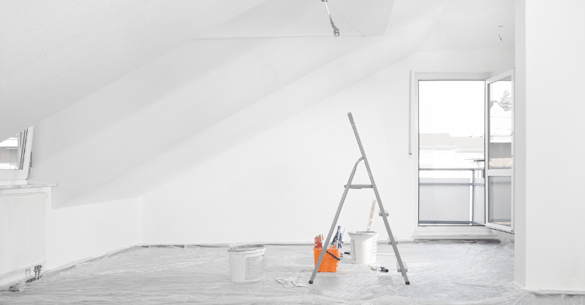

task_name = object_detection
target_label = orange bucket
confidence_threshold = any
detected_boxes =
[313,248,340,272]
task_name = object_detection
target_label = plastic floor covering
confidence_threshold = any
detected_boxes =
[1,241,583,304]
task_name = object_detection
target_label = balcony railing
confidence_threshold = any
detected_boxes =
[419,168,485,225]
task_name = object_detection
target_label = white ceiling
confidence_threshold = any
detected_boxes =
[197,0,394,38]
[0,0,395,141]
[0,0,265,141]
[2,0,515,207]
[419,0,514,50]
[0,0,513,141]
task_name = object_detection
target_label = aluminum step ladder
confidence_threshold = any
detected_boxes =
[309,112,410,285]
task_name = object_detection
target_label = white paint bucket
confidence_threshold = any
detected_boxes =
[227,244,266,282]
[348,231,378,264]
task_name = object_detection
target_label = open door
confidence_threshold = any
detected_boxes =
[484,70,514,232]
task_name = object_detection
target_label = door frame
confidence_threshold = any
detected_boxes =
[413,72,491,226]
[484,70,515,233]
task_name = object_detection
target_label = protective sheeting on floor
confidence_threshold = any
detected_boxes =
[1,241,583,304]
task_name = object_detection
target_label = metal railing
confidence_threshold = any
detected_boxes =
[419,168,485,225]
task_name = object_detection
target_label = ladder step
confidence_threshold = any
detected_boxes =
[344,184,373,189]
[310,113,410,286]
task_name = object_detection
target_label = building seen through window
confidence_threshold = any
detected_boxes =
[0,131,26,170]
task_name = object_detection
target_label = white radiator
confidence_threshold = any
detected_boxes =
[0,193,47,276]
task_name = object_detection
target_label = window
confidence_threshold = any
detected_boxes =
[0,130,28,169]
[0,127,34,181]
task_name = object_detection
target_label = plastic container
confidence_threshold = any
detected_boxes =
[348,231,378,264]
[313,248,340,272]
[228,244,266,282]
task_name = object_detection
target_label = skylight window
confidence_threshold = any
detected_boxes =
[0,127,34,181]
[0,130,28,170]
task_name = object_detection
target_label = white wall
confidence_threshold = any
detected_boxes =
[46,197,142,271]
[143,49,513,244]
[0,188,141,286]
[513,0,527,288]
[515,0,585,292]
[32,36,366,209]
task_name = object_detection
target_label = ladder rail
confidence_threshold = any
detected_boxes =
[308,157,364,284]
[347,113,410,285]
[309,113,410,286]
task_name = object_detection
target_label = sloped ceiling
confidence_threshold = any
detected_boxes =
[1,0,514,207]
[418,0,514,50]
[0,0,394,141]
[0,0,264,141]
[197,0,394,38]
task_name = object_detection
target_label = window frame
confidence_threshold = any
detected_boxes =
[412,72,492,226]
[0,126,34,182]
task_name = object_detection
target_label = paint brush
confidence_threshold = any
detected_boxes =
[366,200,376,231]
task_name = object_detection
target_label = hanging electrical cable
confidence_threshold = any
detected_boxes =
[322,0,340,37]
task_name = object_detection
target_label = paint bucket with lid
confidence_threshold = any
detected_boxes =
[348,231,378,264]
[228,244,266,282]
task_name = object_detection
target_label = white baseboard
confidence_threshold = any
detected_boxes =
[45,245,137,275]
[1,245,136,289]
[512,281,585,295]
[413,226,501,240]
[138,241,313,247]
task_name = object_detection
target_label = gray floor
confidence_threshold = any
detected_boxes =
[1,241,583,304]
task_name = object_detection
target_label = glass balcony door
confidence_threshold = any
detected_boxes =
[485,71,514,232]
[418,80,485,225]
